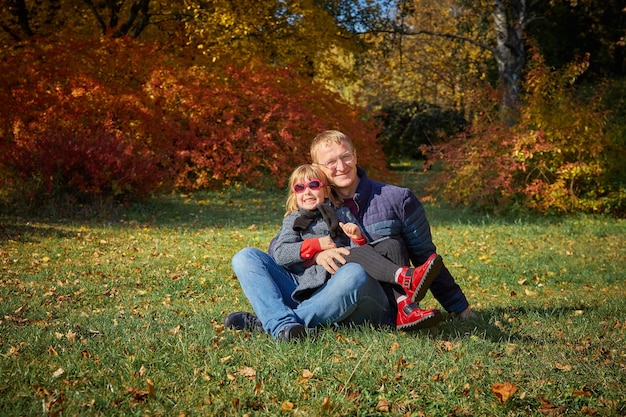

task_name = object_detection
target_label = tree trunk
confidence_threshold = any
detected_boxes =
[493,0,526,124]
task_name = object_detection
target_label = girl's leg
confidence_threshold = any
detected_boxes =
[344,239,406,283]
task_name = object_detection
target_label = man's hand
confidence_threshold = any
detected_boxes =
[339,222,363,241]
[315,247,350,274]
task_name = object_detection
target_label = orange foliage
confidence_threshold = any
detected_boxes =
[0,35,389,203]
[423,48,625,216]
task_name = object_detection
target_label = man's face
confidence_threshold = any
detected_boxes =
[313,141,358,196]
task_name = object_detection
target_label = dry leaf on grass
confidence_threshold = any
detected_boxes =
[235,366,257,379]
[491,382,518,404]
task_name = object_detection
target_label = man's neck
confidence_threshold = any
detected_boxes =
[337,176,360,200]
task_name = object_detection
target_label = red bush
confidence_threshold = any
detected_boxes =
[0,35,389,204]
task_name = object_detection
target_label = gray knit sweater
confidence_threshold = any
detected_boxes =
[273,201,361,302]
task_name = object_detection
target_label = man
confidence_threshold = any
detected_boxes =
[226,130,475,341]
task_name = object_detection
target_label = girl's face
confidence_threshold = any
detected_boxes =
[294,178,327,211]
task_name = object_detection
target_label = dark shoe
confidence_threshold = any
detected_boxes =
[396,254,443,303]
[224,311,264,332]
[396,299,443,331]
[277,323,307,342]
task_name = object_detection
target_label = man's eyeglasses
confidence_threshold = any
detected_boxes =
[316,151,355,169]
[293,179,326,194]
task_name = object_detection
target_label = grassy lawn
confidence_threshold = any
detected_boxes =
[1,172,624,416]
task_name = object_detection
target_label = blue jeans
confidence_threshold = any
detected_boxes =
[231,247,393,339]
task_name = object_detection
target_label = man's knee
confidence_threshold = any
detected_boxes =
[332,263,371,290]
[232,247,264,269]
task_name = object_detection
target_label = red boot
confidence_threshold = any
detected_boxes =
[396,254,443,303]
[396,299,443,330]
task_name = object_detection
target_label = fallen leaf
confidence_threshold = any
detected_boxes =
[376,398,390,412]
[555,362,572,371]
[580,406,598,415]
[65,330,77,342]
[125,386,151,402]
[52,368,64,378]
[321,396,331,411]
[235,367,257,379]
[254,380,263,395]
[146,378,155,396]
[491,382,518,404]
[298,369,314,383]
[538,395,566,416]
[281,401,294,411]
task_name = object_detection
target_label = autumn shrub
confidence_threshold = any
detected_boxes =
[0,36,179,204]
[424,49,626,217]
[0,35,388,208]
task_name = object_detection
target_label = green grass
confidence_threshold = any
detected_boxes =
[1,176,625,416]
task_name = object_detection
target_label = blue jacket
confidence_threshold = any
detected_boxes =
[347,167,469,313]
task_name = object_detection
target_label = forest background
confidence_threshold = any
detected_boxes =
[1,0,625,216]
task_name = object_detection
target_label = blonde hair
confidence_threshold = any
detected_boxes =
[310,130,355,163]
[284,164,341,216]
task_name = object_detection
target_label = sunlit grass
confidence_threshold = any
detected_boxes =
[1,178,624,416]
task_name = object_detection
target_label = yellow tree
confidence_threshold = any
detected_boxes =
[357,0,493,114]
[356,0,529,123]
[182,0,363,82]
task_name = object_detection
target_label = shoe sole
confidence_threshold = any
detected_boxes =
[224,311,264,332]
[411,255,443,303]
[396,311,444,331]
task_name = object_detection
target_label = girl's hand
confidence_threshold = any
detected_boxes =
[339,222,362,240]
[318,236,337,250]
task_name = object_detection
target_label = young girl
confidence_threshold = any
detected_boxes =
[273,164,444,331]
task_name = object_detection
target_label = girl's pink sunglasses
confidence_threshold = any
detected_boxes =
[293,179,326,194]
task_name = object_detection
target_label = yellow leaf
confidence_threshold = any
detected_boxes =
[146,378,155,396]
[321,396,331,411]
[281,401,294,411]
[65,330,77,342]
[555,362,572,371]
[524,288,537,297]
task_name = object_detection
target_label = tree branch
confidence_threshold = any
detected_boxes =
[115,0,151,38]
[83,0,107,35]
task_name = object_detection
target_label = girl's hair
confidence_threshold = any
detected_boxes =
[285,164,341,216]
[310,130,355,163]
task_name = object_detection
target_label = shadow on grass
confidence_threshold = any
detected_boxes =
[0,187,286,234]
[432,304,602,344]
[0,222,77,243]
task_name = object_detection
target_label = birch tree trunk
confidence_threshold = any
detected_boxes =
[493,0,527,124]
